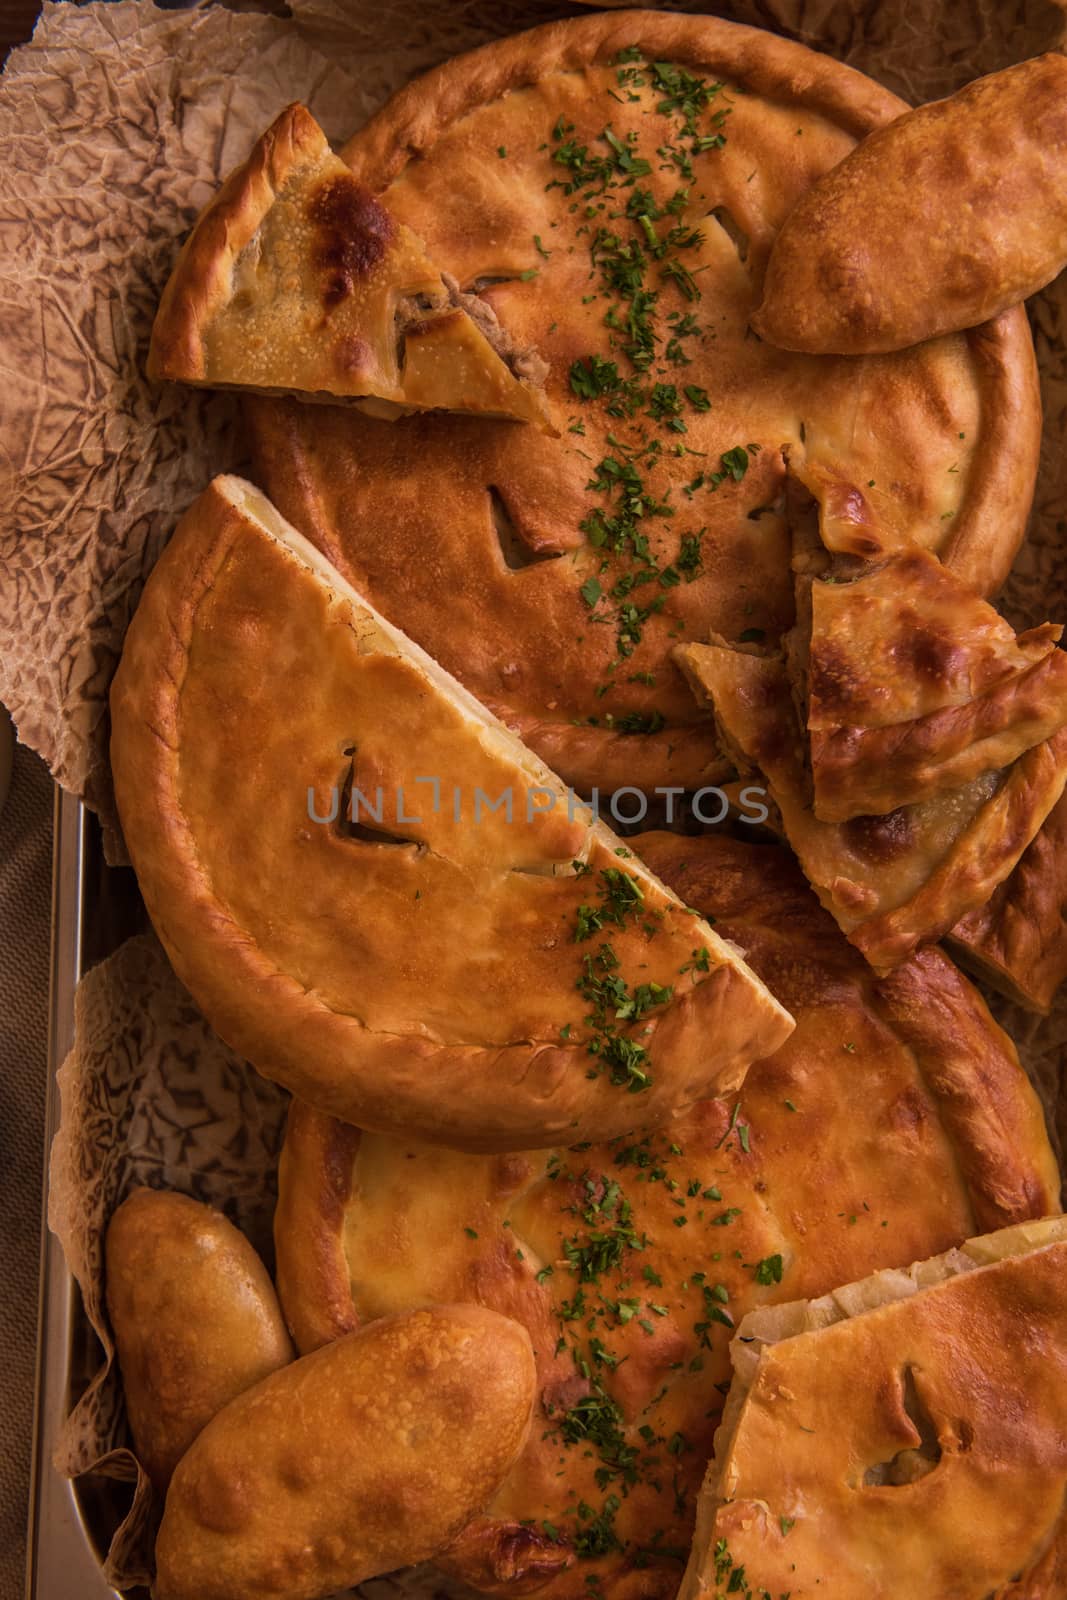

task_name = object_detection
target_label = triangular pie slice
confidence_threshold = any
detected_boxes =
[675,639,1067,973]
[786,467,1067,821]
[949,787,1067,1014]
[147,104,551,428]
[680,1216,1067,1600]
[110,476,793,1152]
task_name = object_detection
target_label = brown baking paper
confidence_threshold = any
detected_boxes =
[22,0,1067,1590]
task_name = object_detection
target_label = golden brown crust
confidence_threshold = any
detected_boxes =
[274,832,1058,1600]
[871,951,1058,1232]
[153,1305,537,1600]
[110,476,791,1152]
[754,54,1067,355]
[246,14,1037,800]
[802,536,1067,821]
[104,1189,293,1492]
[692,1234,1067,1599]
[950,784,1067,1014]
[340,10,903,174]
[148,103,547,424]
[675,641,1067,972]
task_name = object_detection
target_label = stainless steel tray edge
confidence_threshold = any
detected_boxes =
[25,786,122,1600]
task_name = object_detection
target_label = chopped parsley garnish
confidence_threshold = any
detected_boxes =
[753,1254,784,1286]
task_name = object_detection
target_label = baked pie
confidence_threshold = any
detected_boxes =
[109,476,792,1152]
[755,54,1067,355]
[788,482,1067,822]
[273,831,1058,1600]
[681,1217,1067,1600]
[244,12,1039,796]
[148,103,549,426]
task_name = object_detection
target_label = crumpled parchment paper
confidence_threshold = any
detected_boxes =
[20,0,1067,1590]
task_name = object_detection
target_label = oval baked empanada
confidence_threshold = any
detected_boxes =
[105,1189,293,1491]
[754,54,1067,354]
[154,1305,536,1600]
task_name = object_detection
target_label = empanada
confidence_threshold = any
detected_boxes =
[148,104,549,426]
[154,1305,536,1600]
[110,476,792,1152]
[675,640,1067,972]
[273,831,1058,1600]
[681,1217,1067,1600]
[106,1189,293,1491]
[754,54,1067,354]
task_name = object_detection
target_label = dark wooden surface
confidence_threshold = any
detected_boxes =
[0,0,41,60]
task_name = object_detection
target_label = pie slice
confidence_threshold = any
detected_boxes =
[675,639,1067,973]
[110,476,793,1152]
[147,103,551,427]
[790,494,1067,822]
[949,788,1067,1014]
[680,1216,1067,1600]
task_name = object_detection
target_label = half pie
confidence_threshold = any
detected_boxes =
[147,104,550,426]
[950,788,1067,1014]
[244,12,1039,797]
[274,831,1058,1600]
[682,1216,1067,1600]
[791,517,1067,823]
[109,476,792,1152]
[675,640,1067,972]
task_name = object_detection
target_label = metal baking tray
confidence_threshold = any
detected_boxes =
[25,786,147,1600]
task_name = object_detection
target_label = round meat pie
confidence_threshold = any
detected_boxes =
[274,832,1058,1600]
[246,11,1039,797]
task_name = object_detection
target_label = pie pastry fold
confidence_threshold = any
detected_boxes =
[791,506,1067,823]
[675,639,1067,973]
[949,787,1067,1014]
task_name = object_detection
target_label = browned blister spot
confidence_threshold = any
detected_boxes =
[893,615,965,684]
[308,175,397,308]
[842,807,917,864]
